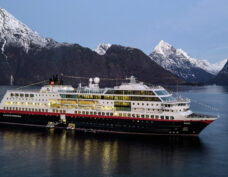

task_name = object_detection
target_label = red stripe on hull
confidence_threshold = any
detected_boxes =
[0,109,215,124]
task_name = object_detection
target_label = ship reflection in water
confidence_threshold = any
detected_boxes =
[0,127,206,177]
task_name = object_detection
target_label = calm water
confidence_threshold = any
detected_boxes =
[0,85,228,177]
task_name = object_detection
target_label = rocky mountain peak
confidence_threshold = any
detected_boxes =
[154,40,176,56]
[0,8,47,52]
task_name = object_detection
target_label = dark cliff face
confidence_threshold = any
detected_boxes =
[0,43,184,87]
[105,45,184,85]
[209,61,228,85]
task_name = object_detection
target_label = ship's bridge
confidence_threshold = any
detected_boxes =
[40,85,74,93]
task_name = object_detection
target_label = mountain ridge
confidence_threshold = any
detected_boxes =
[0,8,183,86]
[1,8,227,85]
[149,40,227,83]
[151,40,226,75]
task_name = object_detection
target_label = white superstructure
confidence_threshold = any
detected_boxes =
[0,76,216,122]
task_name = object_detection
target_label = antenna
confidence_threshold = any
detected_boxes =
[10,75,14,86]
[176,80,179,96]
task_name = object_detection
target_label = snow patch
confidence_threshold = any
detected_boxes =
[94,43,111,55]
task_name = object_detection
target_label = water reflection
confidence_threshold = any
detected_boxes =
[0,127,208,177]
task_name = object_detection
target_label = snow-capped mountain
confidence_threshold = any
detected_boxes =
[149,40,226,82]
[94,43,111,55]
[0,8,48,52]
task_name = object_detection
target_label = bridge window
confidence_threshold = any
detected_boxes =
[155,90,169,95]
[161,96,175,102]
[60,94,77,99]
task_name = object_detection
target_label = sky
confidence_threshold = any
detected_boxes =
[0,0,228,63]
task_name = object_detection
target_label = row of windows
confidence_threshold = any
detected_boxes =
[53,109,66,113]
[5,102,46,106]
[78,95,161,102]
[132,102,159,106]
[60,94,77,99]
[4,107,48,112]
[114,102,131,107]
[10,93,34,97]
[178,103,188,106]
[101,102,159,107]
[3,106,175,120]
[6,97,48,101]
[74,111,174,120]
[76,89,105,94]
[9,93,57,98]
[106,90,155,95]
[162,103,188,107]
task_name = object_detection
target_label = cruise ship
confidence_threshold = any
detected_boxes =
[0,76,217,136]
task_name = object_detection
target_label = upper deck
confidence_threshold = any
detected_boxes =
[3,76,190,105]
